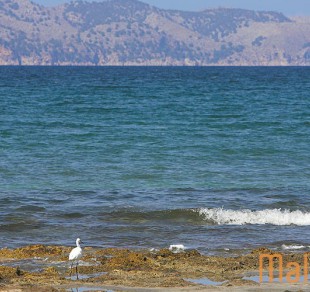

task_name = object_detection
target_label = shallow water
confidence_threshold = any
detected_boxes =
[0,66,309,253]
[243,274,310,283]
[67,288,114,292]
[186,277,226,286]
[65,272,108,281]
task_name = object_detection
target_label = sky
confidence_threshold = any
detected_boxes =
[33,0,310,16]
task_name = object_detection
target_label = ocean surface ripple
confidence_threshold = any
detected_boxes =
[0,66,309,253]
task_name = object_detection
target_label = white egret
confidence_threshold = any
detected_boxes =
[69,238,83,279]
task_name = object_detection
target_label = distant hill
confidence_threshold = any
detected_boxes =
[0,0,310,65]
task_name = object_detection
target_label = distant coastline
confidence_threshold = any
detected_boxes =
[0,0,309,66]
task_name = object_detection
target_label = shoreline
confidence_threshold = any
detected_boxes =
[1,245,310,291]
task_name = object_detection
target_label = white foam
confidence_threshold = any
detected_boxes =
[169,244,185,253]
[198,208,310,226]
[281,244,305,250]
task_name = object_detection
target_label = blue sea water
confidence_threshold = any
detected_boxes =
[0,66,309,253]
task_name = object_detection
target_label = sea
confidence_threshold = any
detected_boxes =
[0,66,309,254]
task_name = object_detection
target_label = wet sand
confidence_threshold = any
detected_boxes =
[0,245,309,291]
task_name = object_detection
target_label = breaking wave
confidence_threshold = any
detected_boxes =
[197,208,310,226]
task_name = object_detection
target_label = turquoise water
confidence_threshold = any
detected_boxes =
[0,66,309,253]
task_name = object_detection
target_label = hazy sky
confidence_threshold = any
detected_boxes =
[33,0,310,16]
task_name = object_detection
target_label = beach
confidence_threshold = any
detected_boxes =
[1,244,310,291]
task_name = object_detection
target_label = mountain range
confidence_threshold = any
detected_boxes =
[0,0,310,65]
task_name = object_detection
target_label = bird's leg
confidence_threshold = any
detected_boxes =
[76,261,79,280]
[70,261,73,278]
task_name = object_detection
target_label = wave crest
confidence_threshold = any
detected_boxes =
[198,208,310,226]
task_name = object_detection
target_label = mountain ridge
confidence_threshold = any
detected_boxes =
[0,0,309,65]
